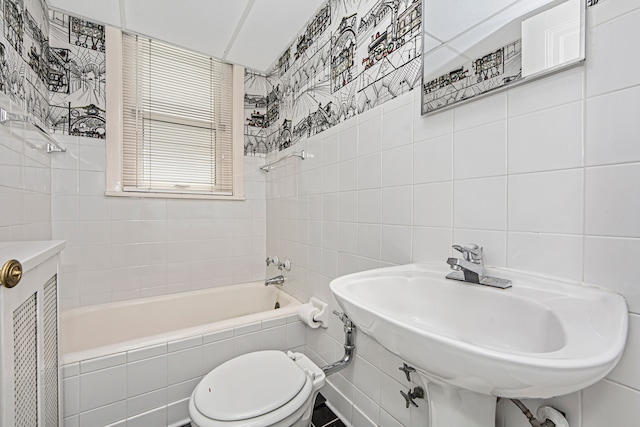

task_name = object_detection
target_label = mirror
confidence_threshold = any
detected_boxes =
[421,0,585,115]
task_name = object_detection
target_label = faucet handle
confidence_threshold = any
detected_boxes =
[452,244,483,263]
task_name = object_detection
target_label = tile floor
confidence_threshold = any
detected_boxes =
[182,393,345,427]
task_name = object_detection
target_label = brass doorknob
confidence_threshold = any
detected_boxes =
[1,259,22,288]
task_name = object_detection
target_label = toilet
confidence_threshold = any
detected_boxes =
[188,350,326,427]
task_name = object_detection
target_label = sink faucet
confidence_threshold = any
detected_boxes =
[264,275,285,286]
[446,244,512,289]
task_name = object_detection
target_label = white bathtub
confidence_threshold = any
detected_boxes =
[60,282,307,427]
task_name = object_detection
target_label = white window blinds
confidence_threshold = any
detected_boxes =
[121,33,234,196]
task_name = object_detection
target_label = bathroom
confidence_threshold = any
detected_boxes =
[0,0,638,425]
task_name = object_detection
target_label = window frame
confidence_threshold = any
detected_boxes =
[105,27,245,200]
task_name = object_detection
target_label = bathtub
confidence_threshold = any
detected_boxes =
[60,282,307,427]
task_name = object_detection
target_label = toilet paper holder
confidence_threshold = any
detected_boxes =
[298,297,330,328]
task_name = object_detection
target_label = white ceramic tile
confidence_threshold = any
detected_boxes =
[63,415,78,427]
[338,159,358,192]
[379,374,410,426]
[322,163,339,193]
[126,388,166,417]
[63,363,80,378]
[414,109,453,142]
[607,314,640,390]
[507,101,583,174]
[81,353,126,374]
[454,121,506,179]
[452,229,507,268]
[358,189,382,224]
[78,170,105,196]
[111,221,140,245]
[379,409,404,427]
[382,186,412,225]
[323,193,338,222]
[583,379,640,427]
[110,198,140,221]
[358,116,383,157]
[78,221,110,246]
[126,407,166,427]
[63,376,79,417]
[508,66,584,117]
[322,131,339,166]
[586,8,640,97]
[454,93,507,132]
[127,355,168,397]
[413,182,452,228]
[357,153,381,190]
[233,331,263,356]
[167,347,203,385]
[381,225,412,265]
[337,222,358,254]
[261,325,287,350]
[262,316,287,329]
[79,365,127,411]
[584,236,640,314]
[412,227,453,263]
[286,322,306,349]
[585,164,640,237]
[354,356,382,404]
[79,196,111,221]
[167,377,201,403]
[235,321,262,336]
[586,86,640,166]
[507,232,583,281]
[78,401,126,427]
[383,103,413,150]
[127,344,167,363]
[413,134,453,184]
[357,224,381,260]
[453,177,506,231]
[322,249,338,278]
[353,389,380,425]
[508,170,584,234]
[338,191,358,222]
[382,145,413,187]
[167,398,190,427]
[202,338,234,373]
[339,125,358,161]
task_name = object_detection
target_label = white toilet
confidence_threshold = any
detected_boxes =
[188,350,326,427]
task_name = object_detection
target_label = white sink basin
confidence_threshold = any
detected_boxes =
[330,263,628,427]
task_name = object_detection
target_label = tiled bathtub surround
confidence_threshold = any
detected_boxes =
[266,2,640,426]
[52,146,267,309]
[0,94,53,242]
[61,314,306,427]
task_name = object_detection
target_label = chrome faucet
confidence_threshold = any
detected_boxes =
[264,275,285,286]
[446,244,512,289]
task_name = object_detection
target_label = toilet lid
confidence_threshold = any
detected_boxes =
[193,350,309,421]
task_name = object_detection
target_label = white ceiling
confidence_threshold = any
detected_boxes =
[47,0,326,72]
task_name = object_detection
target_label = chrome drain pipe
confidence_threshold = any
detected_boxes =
[321,311,355,376]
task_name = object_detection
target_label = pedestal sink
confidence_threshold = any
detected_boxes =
[329,263,628,427]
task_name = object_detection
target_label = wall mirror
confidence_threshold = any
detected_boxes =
[421,0,586,115]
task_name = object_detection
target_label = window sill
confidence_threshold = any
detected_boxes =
[105,190,246,201]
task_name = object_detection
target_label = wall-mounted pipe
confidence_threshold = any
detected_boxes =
[321,311,355,376]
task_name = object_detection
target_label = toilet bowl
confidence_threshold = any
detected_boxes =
[189,350,326,427]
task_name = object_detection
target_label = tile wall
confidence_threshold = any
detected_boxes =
[51,135,267,309]
[266,2,640,426]
[61,313,307,427]
[0,93,52,242]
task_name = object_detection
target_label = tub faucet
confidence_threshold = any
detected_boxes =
[446,244,512,289]
[264,275,285,286]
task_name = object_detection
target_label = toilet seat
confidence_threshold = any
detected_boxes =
[189,351,325,427]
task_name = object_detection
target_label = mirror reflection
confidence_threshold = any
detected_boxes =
[421,0,585,115]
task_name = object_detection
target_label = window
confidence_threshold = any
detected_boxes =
[105,28,244,199]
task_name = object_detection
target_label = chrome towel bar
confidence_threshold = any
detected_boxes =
[260,150,313,172]
[0,107,66,153]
